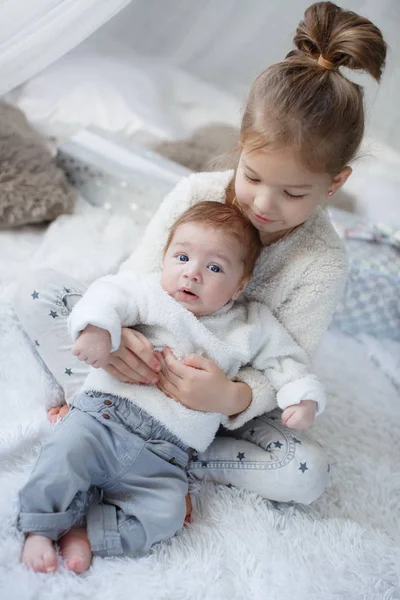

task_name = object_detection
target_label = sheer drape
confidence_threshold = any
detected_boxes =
[0,0,133,96]
[93,0,399,150]
[0,0,398,149]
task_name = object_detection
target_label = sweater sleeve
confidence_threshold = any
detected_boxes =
[272,252,348,358]
[68,272,145,352]
[223,250,347,429]
[251,302,326,414]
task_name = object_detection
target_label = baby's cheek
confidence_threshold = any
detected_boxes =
[160,270,173,296]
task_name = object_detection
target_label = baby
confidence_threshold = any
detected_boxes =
[19,201,325,572]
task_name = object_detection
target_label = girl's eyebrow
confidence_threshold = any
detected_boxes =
[243,163,259,176]
[243,162,312,189]
[283,183,313,189]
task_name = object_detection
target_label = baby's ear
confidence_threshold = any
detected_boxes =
[232,275,251,300]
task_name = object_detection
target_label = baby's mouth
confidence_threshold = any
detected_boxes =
[179,288,199,299]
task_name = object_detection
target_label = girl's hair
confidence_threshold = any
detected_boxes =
[164,201,263,277]
[240,1,387,175]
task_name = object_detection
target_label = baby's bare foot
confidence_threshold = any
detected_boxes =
[59,527,92,574]
[21,533,57,573]
[47,404,70,424]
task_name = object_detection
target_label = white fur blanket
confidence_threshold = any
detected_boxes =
[0,201,399,600]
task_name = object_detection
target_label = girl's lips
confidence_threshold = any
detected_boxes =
[252,211,276,224]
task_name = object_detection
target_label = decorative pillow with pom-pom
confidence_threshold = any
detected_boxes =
[329,207,400,341]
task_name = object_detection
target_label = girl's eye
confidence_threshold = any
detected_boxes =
[178,254,189,262]
[284,190,306,199]
[208,264,222,273]
[244,173,260,183]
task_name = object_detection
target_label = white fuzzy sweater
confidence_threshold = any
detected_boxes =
[69,272,325,451]
[119,170,347,422]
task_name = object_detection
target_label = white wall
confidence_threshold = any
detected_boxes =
[94,0,400,152]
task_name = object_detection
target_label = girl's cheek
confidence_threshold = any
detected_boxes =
[235,181,252,205]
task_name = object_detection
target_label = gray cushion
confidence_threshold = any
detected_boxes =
[0,102,76,228]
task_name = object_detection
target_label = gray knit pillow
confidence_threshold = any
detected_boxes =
[0,102,76,228]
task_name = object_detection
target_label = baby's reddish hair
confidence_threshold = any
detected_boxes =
[165,201,263,277]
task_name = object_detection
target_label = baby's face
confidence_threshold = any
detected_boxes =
[162,223,249,316]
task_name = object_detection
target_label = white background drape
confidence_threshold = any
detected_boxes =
[0,0,133,96]
[91,0,400,152]
[0,0,398,151]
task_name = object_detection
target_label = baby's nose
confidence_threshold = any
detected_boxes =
[184,265,200,281]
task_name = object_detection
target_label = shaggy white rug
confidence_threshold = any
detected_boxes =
[0,200,399,600]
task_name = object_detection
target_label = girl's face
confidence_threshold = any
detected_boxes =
[235,146,350,243]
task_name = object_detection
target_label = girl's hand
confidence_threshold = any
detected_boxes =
[103,327,161,385]
[281,400,317,430]
[156,348,251,415]
[72,325,111,368]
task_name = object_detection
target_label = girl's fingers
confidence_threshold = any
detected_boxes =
[284,412,304,430]
[161,349,186,379]
[281,408,296,426]
[157,371,179,398]
[108,355,151,384]
[159,368,181,389]
[182,354,210,371]
[103,363,137,384]
[108,355,141,381]
[112,348,158,384]
[121,328,160,371]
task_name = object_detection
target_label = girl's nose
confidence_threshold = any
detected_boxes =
[253,191,278,215]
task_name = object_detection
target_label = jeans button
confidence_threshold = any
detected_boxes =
[104,400,112,406]
[103,413,110,420]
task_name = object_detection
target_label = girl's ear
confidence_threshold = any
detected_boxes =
[232,275,251,301]
[329,166,352,196]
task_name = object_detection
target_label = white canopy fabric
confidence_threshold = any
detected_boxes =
[0,0,133,96]
[0,0,398,151]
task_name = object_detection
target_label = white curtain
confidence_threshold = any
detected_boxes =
[92,0,399,150]
[0,0,133,96]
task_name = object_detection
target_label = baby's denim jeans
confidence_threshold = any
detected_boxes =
[19,392,189,557]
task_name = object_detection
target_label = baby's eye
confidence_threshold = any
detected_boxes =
[178,254,189,262]
[208,264,222,273]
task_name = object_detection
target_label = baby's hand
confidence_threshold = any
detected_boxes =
[72,324,111,368]
[281,400,317,430]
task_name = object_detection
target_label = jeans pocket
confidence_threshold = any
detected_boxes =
[148,439,189,470]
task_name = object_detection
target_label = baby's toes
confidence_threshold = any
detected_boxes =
[47,407,61,423]
[58,405,70,419]
[42,549,58,573]
[21,535,57,573]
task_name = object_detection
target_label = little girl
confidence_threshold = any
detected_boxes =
[15,1,386,574]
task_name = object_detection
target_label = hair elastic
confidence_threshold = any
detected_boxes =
[317,55,337,71]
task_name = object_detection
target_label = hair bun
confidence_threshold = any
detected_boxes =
[293,1,387,82]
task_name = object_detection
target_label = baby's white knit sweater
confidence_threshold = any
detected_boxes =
[69,272,325,451]
[118,170,347,429]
